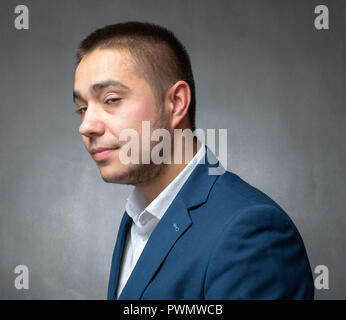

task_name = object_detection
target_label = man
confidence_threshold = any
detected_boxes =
[73,22,314,299]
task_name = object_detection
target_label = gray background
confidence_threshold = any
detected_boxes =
[0,0,345,299]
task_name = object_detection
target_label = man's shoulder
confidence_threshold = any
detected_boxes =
[201,169,296,229]
[211,170,282,208]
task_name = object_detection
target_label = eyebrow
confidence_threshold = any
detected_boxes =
[73,80,130,104]
[91,80,130,93]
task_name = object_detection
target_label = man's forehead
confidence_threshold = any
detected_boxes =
[77,48,135,73]
[74,48,138,89]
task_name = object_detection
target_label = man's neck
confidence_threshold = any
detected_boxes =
[136,137,200,203]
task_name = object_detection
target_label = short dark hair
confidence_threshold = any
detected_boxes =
[76,21,196,130]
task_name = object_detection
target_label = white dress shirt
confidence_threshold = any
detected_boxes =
[116,142,206,298]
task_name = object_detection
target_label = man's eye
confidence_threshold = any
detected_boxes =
[75,107,86,115]
[105,98,121,105]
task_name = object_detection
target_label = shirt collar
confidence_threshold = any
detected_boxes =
[125,142,206,228]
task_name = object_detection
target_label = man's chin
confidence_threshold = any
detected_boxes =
[98,168,130,184]
[100,175,130,185]
[97,163,142,185]
[97,161,165,186]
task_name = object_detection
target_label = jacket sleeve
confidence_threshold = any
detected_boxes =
[203,204,314,299]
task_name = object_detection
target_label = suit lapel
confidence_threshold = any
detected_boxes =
[118,196,191,299]
[107,211,132,300]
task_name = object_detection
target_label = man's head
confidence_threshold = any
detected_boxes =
[73,22,196,185]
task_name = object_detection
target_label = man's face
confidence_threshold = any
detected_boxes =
[73,48,169,185]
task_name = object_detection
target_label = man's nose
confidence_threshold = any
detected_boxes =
[79,108,105,138]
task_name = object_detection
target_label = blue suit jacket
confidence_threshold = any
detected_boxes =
[108,146,314,299]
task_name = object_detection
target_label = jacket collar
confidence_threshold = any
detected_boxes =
[125,142,206,227]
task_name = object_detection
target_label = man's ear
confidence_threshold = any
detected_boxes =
[166,80,191,129]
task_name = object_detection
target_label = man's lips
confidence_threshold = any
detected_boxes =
[90,147,118,161]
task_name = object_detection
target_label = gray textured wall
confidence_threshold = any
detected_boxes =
[0,0,345,299]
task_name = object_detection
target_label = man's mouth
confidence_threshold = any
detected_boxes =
[91,147,119,161]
